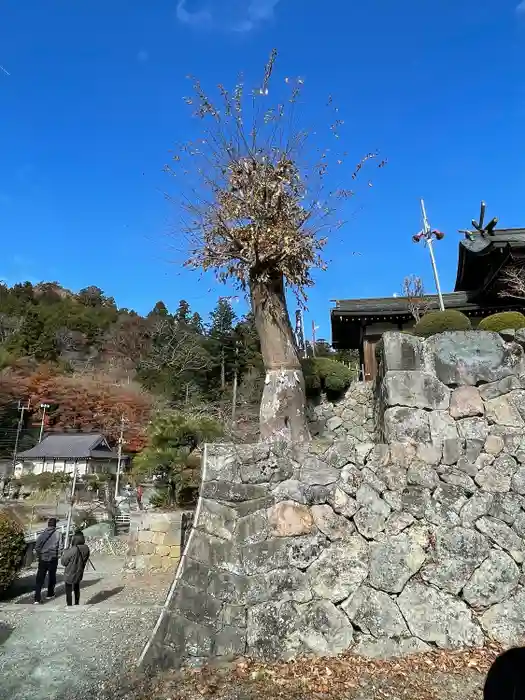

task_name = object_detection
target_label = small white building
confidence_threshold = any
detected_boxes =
[15,433,129,479]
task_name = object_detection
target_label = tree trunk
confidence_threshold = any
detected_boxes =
[250,272,310,443]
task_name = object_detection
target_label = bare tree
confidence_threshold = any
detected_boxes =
[0,313,23,344]
[166,49,383,442]
[500,265,525,299]
[402,275,432,322]
[140,318,211,376]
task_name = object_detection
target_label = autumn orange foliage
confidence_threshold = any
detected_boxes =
[0,367,154,452]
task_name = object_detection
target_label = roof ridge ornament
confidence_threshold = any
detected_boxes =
[458,201,498,241]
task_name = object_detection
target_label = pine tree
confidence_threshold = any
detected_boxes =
[174,300,191,326]
[208,299,237,391]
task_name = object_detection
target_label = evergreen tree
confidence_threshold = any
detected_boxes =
[208,299,237,391]
[174,300,191,326]
[149,301,169,317]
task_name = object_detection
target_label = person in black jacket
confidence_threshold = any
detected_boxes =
[34,517,61,604]
[484,647,525,699]
[61,530,90,606]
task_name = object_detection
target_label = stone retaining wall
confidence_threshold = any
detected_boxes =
[141,330,525,669]
[126,511,185,572]
[308,380,377,443]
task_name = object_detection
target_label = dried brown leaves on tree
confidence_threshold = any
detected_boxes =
[167,48,384,304]
[165,49,384,441]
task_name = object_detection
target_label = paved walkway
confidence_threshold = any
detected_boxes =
[0,555,171,700]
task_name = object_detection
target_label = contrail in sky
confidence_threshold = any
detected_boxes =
[0,65,11,76]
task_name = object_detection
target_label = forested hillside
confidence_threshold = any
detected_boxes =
[0,280,356,459]
[0,281,265,456]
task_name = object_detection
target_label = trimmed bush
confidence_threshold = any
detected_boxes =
[302,357,354,395]
[0,511,26,593]
[478,311,525,332]
[413,310,472,337]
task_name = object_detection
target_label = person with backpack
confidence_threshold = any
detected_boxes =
[34,517,62,604]
[60,530,91,606]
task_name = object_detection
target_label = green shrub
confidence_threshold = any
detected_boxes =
[0,511,26,593]
[302,357,354,395]
[413,310,472,337]
[478,312,525,332]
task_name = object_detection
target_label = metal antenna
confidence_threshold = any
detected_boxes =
[412,199,445,311]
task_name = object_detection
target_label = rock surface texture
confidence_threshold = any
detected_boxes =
[141,330,525,670]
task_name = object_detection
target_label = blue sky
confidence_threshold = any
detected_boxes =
[1,0,525,340]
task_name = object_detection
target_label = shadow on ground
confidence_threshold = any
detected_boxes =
[1,573,63,601]
[6,578,102,605]
[85,586,125,605]
[0,623,14,646]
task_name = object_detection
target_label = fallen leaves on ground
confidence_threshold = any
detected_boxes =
[101,644,502,700]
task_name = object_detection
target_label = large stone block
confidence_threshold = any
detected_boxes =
[202,480,269,503]
[463,550,519,608]
[380,332,424,372]
[449,386,484,419]
[398,581,483,648]
[240,452,292,485]
[172,582,223,629]
[485,392,525,428]
[267,501,315,537]
[383,407,431,444]
[205,446,239,481]
[298,456,340,485]
[242,534,327,575]
[479,589,525,646]
[310,504,355,540]
[290,600,354,656]
[425,331,523,386]
[271,479,309,504]
[368,532,426,594]
[164,613,214,659]
[475,454,517,493]
[198,499,238,541]
[180,558,248,605]
[420,527,490,594]
[342,585,408,638]
[246,568,313,605]
[185,529,243,575]
[475,516,524,562]
[246,601,297,659]
[382,370,450,410]
[306,538,369,603]
[235,510,269,545]
[460,492,494,526]
[328,486,358,518]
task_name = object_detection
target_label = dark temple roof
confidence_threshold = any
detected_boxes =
[332,291,473,317]
[455,228,525,293]
[18,433,120,460]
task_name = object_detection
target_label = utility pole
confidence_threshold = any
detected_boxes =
[412,199,446,311]
[114,416,125,500]
[231,341,239,423]
[38,403,50,443]
[12,399,30,472]
[64,462,78,549]
[295,310,306,358]
[311,320,319,358]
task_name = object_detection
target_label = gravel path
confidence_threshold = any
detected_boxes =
[0,555,171,700]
